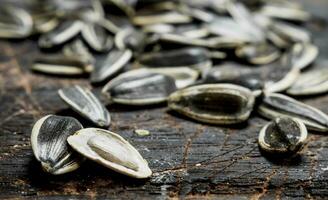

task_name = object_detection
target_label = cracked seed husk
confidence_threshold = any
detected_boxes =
[258,117,307,155]
[67,128,152,178]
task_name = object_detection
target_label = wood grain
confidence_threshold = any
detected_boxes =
[1,1,328,199]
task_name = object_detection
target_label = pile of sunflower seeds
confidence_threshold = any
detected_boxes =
[1,0,327,177]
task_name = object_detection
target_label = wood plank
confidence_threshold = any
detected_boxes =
[1,0,328,199]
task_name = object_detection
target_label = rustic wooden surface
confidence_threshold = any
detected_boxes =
[1,0,328,199]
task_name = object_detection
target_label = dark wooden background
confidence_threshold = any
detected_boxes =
[1,0,328,199]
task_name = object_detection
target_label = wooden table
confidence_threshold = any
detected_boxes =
[1,0,328,199]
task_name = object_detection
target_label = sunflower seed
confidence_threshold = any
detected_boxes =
[253,13,291,48]
[287,42,319,70]
[202,65,264,93]
[67,128,152,178]
[264,56,301,93]
[235,43,281,65]
[91,49,132,84]
[102,71,177,105]
[227,1,266,43]
[270,21,311,43]
[31,55,93,75]
[142,23,175,34]
[137,47,213,77]
[38,20,82,48]
[98,18,121,34]
[179,5,215,23]
[287,68,328,96]
[63,39,94,65]
[58,85,111,127]
[133,11,192,25]
[145,67,199,89]
[115,28,147,52]
[258,117,307,155]
[32,13,59,34]
[207,17,255,43]
[0,5,33,38]
[81,23,113,52]
[168,84,255,124]
[158,33,212,48]
[106,0,137,17]
[174,24,210,39]
[259,4,311,22]
[31,115,84,175]
[257,93,328,132]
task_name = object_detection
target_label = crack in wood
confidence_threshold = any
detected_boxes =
[250,169,277,200]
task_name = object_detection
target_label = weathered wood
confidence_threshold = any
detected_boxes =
[1,0,328,199]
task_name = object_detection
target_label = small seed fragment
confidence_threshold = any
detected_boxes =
[134,129,150,136]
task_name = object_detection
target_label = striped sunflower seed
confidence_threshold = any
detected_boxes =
[67,128,152,178]
[168,84,255,124]
[31,115,84,175]
[257,93,328,132]
[58,85,111,127]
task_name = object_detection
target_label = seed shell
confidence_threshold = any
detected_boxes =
[38,20,82,48]
[58,85,111,127]
[203,65,264,93]
[138,47,213,77]
[133,11,192,25]
[287,68,328,96]
[67,128,152,178]
[115,28,146,52]
[168,84,255,124]
[145,67,199,89]
[91,49,132,84]
[102,71,177,105]
[257,93,328,132]
[32,55,93,75]
[235,43,281,65]
[81,23,113,52]
[31,115,84,175]
[288,42,319,70]
[258,117,307,155]
[0,5,33,38]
